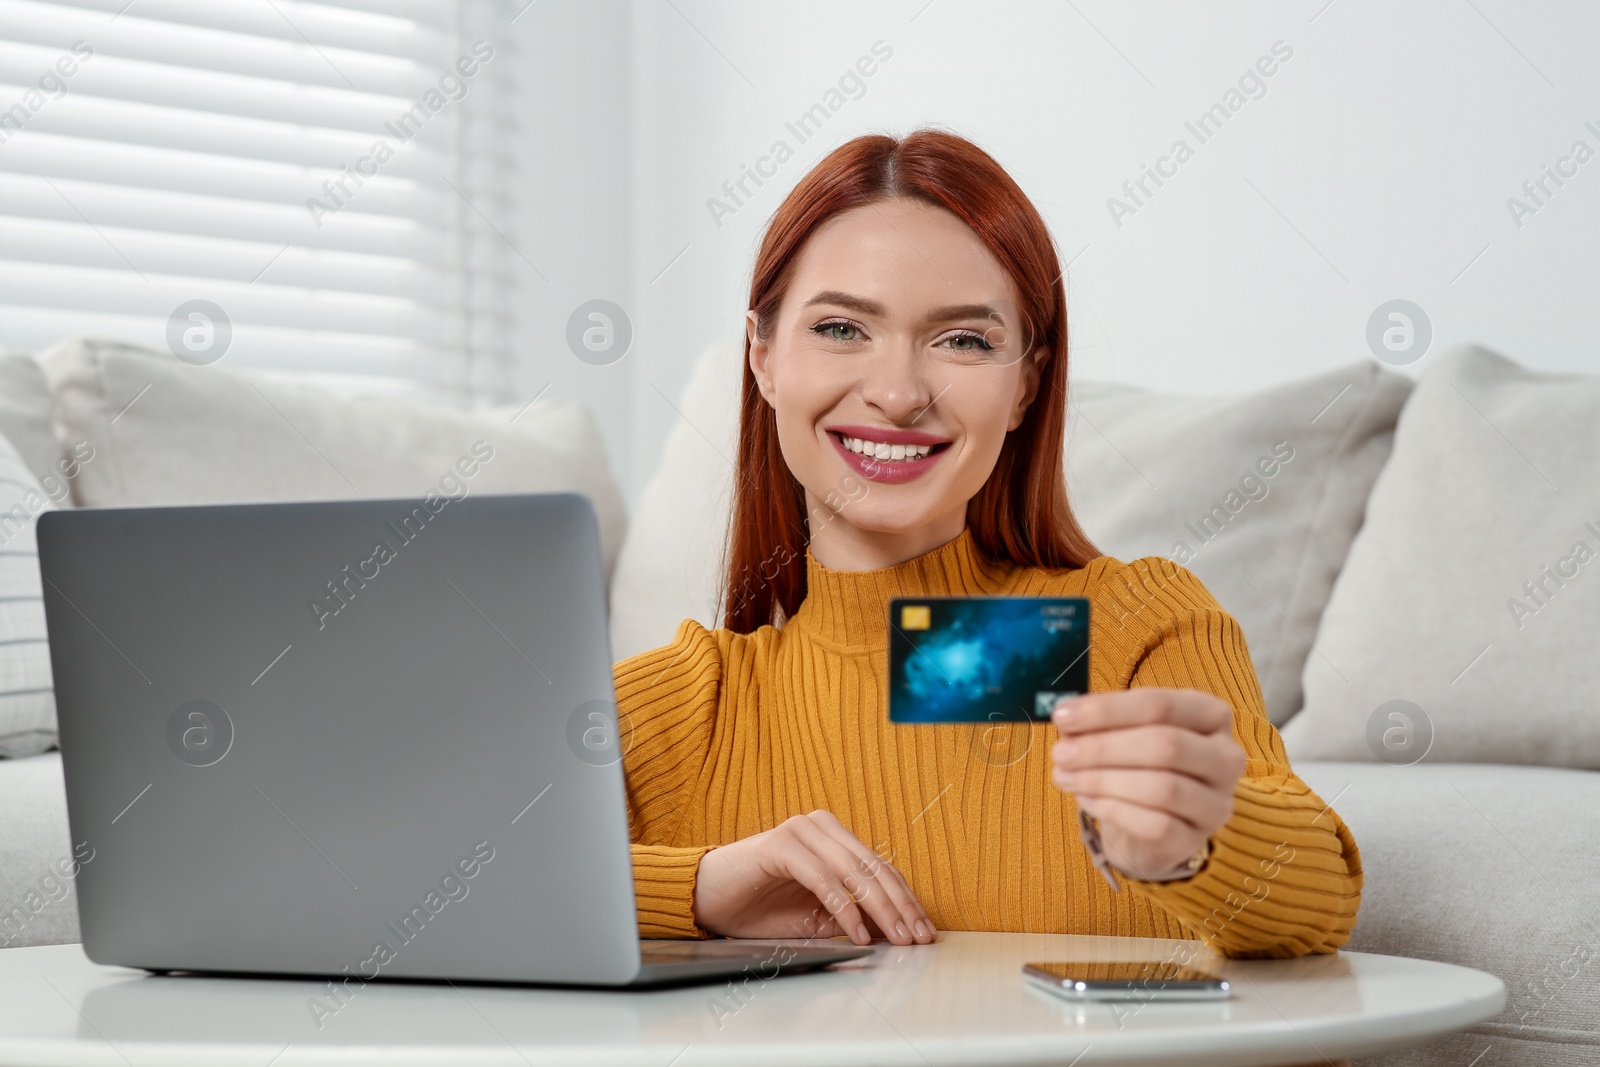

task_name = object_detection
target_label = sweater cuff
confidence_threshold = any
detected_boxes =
[1121,777,1363,958]
[632,844,716,939]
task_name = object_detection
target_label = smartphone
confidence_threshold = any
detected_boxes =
[1023,961,1231,1001]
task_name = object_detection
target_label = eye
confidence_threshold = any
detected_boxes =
[812,319,863,343]
[938,330,993,353]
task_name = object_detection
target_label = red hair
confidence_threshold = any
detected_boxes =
[721,129,1099,632]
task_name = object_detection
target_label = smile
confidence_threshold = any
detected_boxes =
[838,434,937,461]
[825,426,952,484]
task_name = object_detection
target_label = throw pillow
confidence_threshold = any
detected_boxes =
[1281,344,1600,767]
[38,337,628,580]
[0,432,61,757]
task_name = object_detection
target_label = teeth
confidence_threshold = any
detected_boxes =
[839,434,937,461]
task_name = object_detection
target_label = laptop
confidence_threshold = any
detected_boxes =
[38,492,869,987]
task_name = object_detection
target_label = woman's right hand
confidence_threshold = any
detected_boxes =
[691,810,937,947]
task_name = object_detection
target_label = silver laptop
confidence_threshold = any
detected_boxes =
[38,493,868,987]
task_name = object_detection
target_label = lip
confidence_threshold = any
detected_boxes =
[825,424,952,447]
[827,429,950,484]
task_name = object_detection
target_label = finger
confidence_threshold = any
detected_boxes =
[809,815,936,943]
[804,811,933,932]
[880,863,937,942]
[787,862,872,945]
[1053,689,1233,737]
[760,876,859,941]
[805,911,901,943]
[1053,767,1231,832]
[807,812,933,933]
[789,891,898,942]
[789,813,938,945]
[839,843,933,943]
[792,815,921,946]
[796,909,874,941]
[1053,724,1236,788]
[770,831,875,945]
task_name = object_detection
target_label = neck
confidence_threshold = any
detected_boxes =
[804,491,968,572]
[791,524,1011,648]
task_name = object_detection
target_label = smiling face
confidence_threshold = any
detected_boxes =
[747,196,1042,570]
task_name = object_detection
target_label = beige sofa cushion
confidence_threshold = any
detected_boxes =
[1298,760,1600,1066]
[38,337,627,578]
[611,339,1411,727]
[0,752,80,948]
[1282,345,1600,767]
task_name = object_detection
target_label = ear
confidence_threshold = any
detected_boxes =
[1006,348,1044,432]
[747,310,777,405]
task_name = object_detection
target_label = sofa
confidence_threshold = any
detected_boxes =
[2,335,1596,1067]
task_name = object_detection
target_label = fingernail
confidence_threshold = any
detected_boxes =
[894,921,909,941]
[1060,739,1077,760]
[1058,771,1076,788]
[855,923,870,944]
[915,919,931,940]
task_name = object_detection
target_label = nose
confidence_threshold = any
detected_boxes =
[858,340,936,424]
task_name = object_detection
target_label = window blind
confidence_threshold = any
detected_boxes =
[0,0,518,401]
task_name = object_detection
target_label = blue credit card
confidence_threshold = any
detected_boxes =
[887,597,1090,724]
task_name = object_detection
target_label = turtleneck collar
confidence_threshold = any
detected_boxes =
[788,526,1013,651]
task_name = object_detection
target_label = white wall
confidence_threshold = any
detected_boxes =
[507,0,635,483]
[606,0,1599,502]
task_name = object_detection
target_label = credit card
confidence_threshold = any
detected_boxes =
[887,597,1090,723]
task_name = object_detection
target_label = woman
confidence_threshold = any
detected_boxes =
[616,129,1361,959]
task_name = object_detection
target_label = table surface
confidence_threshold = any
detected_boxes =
[0,932,1505,1066]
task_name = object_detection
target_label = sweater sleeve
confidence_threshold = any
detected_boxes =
[613,618,724,939]
[1091,557,1364,958]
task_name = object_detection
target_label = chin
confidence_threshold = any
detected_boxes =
[825,498,949,538]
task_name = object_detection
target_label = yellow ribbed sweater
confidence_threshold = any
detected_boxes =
[614,528,1362,958]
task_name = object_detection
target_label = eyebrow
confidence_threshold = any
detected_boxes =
[800,290,1003,324]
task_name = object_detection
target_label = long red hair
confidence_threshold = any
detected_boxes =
[721,129,1099,632]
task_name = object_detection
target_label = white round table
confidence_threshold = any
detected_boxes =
[0,932,1505,1066]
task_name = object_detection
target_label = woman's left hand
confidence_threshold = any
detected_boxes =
[1050,688,1246,881]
